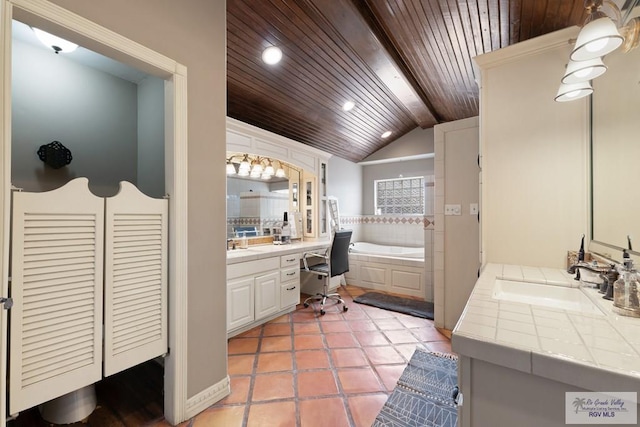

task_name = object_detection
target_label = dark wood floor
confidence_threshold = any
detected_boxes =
[8,360,165,427]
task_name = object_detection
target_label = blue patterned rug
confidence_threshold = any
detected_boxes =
[373,348,459,427]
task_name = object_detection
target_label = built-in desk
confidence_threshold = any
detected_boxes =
[226,240,330,337]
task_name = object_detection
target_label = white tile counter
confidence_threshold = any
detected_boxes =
[452,263,640,392]
[226,240,330,265]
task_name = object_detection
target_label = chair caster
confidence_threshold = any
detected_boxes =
[304,303,309,308]
[343,306,348,312]
[320,309,326,316]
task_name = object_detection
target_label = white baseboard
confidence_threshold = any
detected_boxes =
[184,376,230,420]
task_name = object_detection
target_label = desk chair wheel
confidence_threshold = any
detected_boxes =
[343,306,348,312]
[320,309,325,315]
[303,302,310,308]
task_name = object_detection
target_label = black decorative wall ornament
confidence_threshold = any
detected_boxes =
[37,141,73,169]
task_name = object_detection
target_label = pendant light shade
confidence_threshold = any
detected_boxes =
[561,57,607,84]
[571,17,623,61]
[555,81,593,102]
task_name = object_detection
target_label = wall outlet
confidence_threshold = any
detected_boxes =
[444,204,462,216]
[470,203,479,215]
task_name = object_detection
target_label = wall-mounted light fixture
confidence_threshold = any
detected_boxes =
[571,3,623,61]
[32,27,78,54]
[555,81,594,102]
[555,0,640,102]
[226,153,288,180]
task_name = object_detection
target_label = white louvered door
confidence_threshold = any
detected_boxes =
[103,182,168,376]
[9,178,104,414]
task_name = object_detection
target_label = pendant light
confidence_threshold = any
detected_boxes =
[561,57,607,84]
[570,0,623,61]
[555,81,593,102]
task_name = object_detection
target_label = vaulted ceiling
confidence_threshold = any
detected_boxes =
[227,0,595,163]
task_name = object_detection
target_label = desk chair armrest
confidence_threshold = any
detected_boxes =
[302,250,328,271]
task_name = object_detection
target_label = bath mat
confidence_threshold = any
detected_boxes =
[373,348,459,427]
[353,292,434,319]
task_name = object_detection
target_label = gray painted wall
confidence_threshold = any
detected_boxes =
[12,39,138,197]
[361,126,434,162]
[362,158,434,214]
[50,0,227,408]
[137,76,165,198]
[327,155,362,215]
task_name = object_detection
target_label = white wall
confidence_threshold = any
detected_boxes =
[137,76,165,198]
[12,39,138,196]
[327,155,362,215]
[433,116,480,330]
[476,27,589,269]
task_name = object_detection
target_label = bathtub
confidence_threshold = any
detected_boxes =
[346,242,430,299]
[349,242,424,259]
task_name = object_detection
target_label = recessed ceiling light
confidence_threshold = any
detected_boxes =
[342,101,355,111]
[262,46,282,65]
[381,131,392,138]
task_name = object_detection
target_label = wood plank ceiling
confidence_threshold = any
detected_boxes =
[227,0,589,162]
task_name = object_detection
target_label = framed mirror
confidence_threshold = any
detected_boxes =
[226,152,301,239]
[590,2,640,259]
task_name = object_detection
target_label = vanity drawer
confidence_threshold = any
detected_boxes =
[280,281,300,308]
[227,256,279,280]
[280,253,300,268]
[280,267,299,282]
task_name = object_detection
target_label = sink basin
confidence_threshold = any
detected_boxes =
[492,279,604,316]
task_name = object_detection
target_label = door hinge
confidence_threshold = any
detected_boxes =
[0,297,13,309]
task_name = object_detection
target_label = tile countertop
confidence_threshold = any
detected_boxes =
[452,263,640,392]
[226,240,331,265]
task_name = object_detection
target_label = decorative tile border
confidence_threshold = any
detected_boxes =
[227,217,283,227]
[228,215,435,229]
[341,215,434,229]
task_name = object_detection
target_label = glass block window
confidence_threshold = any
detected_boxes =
[374,176,425,215]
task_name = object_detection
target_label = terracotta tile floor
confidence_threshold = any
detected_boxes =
[9,285,451,427]
[201,285,452,427]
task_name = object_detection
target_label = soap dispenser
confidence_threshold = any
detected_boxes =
[612,250,640,317]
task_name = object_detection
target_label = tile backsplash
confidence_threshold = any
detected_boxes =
[340,215,434,247]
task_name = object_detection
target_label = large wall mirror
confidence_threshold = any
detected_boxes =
[226,152,301,239]
[591,2,640,258]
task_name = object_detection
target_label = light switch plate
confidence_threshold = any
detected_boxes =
[445,204,461,216]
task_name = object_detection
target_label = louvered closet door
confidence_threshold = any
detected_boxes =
[104,182,168,377]
[9,178,104,414]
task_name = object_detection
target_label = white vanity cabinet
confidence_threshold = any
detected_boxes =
[226,252,301,337]
[280,254,301,309]
[255,271,279,320]
[227,277,255,331]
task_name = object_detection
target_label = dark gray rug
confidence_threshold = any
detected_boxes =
[373,349,459,427]
[353,292,434,319]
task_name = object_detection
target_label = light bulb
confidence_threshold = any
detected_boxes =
[585,38,608,53]
[262,46,282,65]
